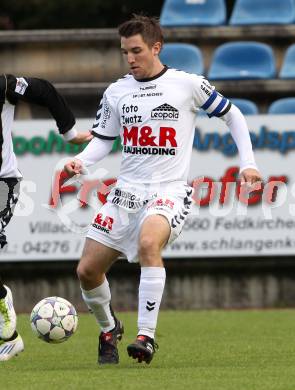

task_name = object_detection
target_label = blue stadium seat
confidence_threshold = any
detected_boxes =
[208,42,276,80]
[230,98,259,115]
[279,45,295,79]
[160,0,226,27]
[268,98,295,114]
[230,0,295,25]
[160,43,204,75]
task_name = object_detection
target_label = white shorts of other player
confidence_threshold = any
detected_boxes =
[87,184,193,263]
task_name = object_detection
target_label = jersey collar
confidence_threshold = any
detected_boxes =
[135,65,168,82]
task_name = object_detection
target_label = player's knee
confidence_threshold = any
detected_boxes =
[76,261,95,283]
[139,236,160,260]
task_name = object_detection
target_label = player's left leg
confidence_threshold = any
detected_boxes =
[127,214,169,364]
[127,187,193,364]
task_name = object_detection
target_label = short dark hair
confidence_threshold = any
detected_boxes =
[118,15,164,48]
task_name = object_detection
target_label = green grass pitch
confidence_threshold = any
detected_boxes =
[1,310,295,390]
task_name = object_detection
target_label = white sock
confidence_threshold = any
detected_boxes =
[137,267,166,339]
[81,278,116,333]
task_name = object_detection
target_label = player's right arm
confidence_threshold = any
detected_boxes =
[64,137,114,177]
[64,92,120,177]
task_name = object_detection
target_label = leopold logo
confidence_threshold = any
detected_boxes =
[92,213,114,233]
[151,103,179,121]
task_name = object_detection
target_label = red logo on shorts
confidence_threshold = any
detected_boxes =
[148,198,174,210]
[93,213,114,233]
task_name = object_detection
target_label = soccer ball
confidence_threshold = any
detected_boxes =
[30,296,78,343]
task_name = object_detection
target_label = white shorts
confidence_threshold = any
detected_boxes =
[87,184,193,263]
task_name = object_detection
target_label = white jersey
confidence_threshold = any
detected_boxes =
[92,67,231,188]
[0,102,20,178]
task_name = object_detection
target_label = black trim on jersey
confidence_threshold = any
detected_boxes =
[0,76,6,172]
[4,74,75,134]
[0,76,5,172]
[0,76,5,105]
[136,66,168,82]
[0,103,3,172]
[215,102,232,118]
[91,131,117,141]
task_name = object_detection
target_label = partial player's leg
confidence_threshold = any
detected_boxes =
[77,238,123,364]
[0,179,20,248]
[128,188,193,364]
[0,180,18,339]
[0,282,16,339]
[127,214,169,364]
[0,179,23,361]
[0,281,24,361]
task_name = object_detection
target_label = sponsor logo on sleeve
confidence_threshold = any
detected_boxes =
[15,77,28,95]
[101,96,111,129]
[200,82,213,97]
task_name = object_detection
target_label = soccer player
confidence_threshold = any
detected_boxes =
[0,73,92,361]
[64,15,261,365]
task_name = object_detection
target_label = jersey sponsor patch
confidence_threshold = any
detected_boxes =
[15,78,28,95]
[121,104,142,125]
[140,84,156,91]
[151,103,179,121]
[122,125,178,156]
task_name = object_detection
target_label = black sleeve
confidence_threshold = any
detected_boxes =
[5,74,75,134]
[0,75,6,105]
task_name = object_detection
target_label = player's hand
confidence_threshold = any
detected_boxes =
[69,131,93,145]
[240,168,262,185]
[64,158,84,178]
